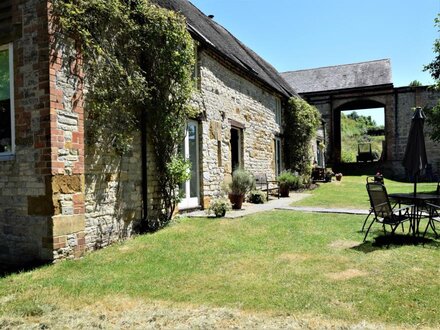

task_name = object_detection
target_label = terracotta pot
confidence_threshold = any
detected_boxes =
[336,175,342,181]
[228,193,244,210]
[280,185,290,197]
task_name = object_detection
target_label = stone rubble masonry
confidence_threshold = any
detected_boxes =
[0,0,87,266]
[84,142,142,252]
[196,50,283,208]
[0,0,54,265]
[1,1,287,266]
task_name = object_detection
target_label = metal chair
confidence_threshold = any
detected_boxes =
[423,203,440,238]
[363,182,412,241]
[361,176,385,232]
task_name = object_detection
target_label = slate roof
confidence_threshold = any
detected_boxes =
[153,0,297,98]
[281,59,393,94]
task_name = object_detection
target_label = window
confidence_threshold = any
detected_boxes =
[0,43,14,156]
[275,97,281,125]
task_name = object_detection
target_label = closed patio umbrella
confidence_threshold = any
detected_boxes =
[402,107,428,196]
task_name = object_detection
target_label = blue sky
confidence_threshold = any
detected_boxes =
[191,0,439,87]
[190,0,440,125]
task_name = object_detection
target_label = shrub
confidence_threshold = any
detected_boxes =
[247,190,266,204]
[207,197,231,217]
[284,97,321,177]
[228,169,255,196]
[277,170,297,188]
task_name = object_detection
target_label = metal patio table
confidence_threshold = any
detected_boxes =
[388,193,440,236]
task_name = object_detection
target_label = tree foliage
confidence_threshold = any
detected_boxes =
[284,97,321,176]
[52,0,197,228]
[424,13,440,143]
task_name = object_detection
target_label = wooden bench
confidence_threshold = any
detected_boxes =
[254,173,280,201]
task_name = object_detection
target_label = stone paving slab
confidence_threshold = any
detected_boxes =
[185,193,311,219]
[277,206,369,215]
[184,193,369,219]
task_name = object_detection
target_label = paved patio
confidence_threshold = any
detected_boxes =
[185,193,369,219]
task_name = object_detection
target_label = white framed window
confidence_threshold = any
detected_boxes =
[275,97,281,126]
[0,43,14,157]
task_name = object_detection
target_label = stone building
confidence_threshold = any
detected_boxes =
[282,60,440,177]
[0,0,296,267]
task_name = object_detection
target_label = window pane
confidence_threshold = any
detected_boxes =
[0,48,11,153]
[188,123,198,198]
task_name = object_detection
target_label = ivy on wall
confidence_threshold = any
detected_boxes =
[284,97,321,177]
[52,0,197,228]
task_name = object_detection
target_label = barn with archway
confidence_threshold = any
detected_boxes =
[282,59,440,178]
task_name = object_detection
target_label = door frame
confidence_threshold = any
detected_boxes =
[178,120,200,210]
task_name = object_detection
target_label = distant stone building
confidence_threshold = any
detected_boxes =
[282,60,440,177]
[0,0,296,267]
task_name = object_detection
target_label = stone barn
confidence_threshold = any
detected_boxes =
[0,0,297,267]
[282,59,440,177]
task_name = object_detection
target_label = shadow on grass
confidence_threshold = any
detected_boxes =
[0,261,49,278]
[351,233,439,253]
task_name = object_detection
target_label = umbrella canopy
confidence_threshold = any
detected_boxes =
[402,107,428,195]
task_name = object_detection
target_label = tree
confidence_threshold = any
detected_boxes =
[409,80,423,87]
[424,13,440,142]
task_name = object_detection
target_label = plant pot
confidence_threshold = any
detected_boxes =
[336,176,342,181]
[228,193,244,210]
[280,185,290,197]
[215,209,226,217]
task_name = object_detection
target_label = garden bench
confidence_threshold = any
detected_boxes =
[254,173,280,201]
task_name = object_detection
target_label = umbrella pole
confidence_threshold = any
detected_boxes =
[413,172,417,197]
[413,172,419,236]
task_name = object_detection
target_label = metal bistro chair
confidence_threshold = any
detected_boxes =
[361,175,385,232]
[423,202,440,238]
[363,182,412,242]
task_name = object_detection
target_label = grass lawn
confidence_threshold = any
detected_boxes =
[293,175,439,209]
[0,211,439,328]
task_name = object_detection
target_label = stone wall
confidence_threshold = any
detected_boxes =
[197,50,283,205]
[390,86,440,177]
[0,0,52,265]
[84,140,142,251]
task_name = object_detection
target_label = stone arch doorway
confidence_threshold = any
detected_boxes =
[333,99,386,163]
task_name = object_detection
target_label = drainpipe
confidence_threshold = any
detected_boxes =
[141,109,148,232]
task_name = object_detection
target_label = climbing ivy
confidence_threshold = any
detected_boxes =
[52,0,197,228]
[284,97,321,177]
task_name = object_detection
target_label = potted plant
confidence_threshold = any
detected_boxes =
[228,169,255,209]
[335,173,343,181]
[207,197,231,217]
[247,190,266,204]
[325,169,334,182]
[277,170,297,197]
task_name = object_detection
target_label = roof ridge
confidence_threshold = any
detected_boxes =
[282,59,391,74]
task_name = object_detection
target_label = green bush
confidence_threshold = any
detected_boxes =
[207,197,231,217]
[277,170,297,188]
[228,169,255,195]
[284,97,321,177]
[247,190,266,204]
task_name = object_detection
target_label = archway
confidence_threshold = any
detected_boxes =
[333,99,386,164]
